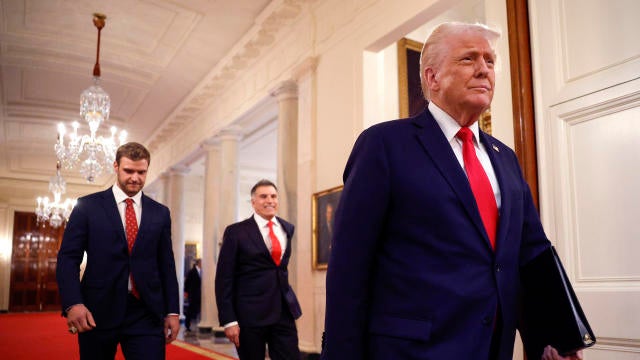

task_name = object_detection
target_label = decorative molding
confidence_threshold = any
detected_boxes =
[292,56,319,81]
[557,90,640,125]
[270,80,299,100]
[217,125,244,141]
[147,0,314,153]
[169,164,190,176]
[200,138,221,152]
[591,337,640,352]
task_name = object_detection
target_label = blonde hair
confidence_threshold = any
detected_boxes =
[419,22,500,100]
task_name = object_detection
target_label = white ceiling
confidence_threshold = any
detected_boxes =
[0,0,274,188]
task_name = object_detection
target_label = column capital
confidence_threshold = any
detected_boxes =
[201,138,221,152]
[168,164,190,176]
[292,56,318,81]
[218,125,244,142]
[270,80,298,101]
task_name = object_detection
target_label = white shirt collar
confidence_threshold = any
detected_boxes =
[112,184,142,205]
[428,102,480,144]
[253,213,280,228]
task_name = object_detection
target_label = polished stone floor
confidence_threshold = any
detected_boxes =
[178,324,240,359]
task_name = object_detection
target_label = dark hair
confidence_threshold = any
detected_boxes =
[250,179,277,196]
[116,142,151,165]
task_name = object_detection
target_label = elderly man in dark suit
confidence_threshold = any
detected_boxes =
[215,179,302,360]
[321,22,582,360]
[57,142,179,360]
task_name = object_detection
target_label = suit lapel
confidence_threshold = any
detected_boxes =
[247,217,273,260]
[248,216,292,266]
[100,189,127,244]
[135,194,153,251]
[413,111,493,250]
[479,132,512,254]
[276,216,293,266]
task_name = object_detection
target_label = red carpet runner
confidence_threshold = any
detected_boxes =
[0,312,236,360]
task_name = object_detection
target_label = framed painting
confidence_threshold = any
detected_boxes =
[312,185,343,270]
[397,37,428,118]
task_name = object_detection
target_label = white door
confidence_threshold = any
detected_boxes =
[529,1,640,359]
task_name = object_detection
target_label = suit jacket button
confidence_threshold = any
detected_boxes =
[482,317,492,326]
[495,265,501,272]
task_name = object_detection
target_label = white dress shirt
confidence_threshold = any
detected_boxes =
[253,213,287,259]
[112,184,142,293]
[428,102,502,208]
[112,184,142,228]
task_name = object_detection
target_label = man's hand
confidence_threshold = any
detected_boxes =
[224,325,240,347]
[66,304,96,334]
[164,315,180,344]
[542,345,584,360]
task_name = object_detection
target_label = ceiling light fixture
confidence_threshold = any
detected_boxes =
[35,162,77,228]
[55,13,127,182]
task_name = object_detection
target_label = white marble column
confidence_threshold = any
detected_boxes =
[218,127,242,231]
[198,140,221,333]
[204,127,242,331]
[271,80,299,227]
[153,172,169,205]
[165,165,189,318]
[291,57,319,353]
[271,80,299,302]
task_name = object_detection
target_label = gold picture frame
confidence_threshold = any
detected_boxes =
[397,38,426,118]
[311,185,343,270]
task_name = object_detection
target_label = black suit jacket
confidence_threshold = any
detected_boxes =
[215,216,302,327]
[56,188,179,329]
[184,265,201,311]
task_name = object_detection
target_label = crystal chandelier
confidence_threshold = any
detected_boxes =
[35,162,77,228]
[55,13,127,183]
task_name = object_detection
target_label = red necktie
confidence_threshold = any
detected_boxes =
[457,127,498,250]
[267,221,282,266]
[125,198,140,298]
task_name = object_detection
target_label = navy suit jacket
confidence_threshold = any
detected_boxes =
[215,216,302,327]
[322,110,551,360]
[56,188,179,329]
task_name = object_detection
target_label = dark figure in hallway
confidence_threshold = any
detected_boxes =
[184,258,201,333]
[215,179,302,360]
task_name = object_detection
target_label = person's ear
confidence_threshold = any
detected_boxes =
[425,68,439,92]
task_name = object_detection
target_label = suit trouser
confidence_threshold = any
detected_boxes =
[78,294,165,360]
[237,302,300,360]
[185,301,200,330]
